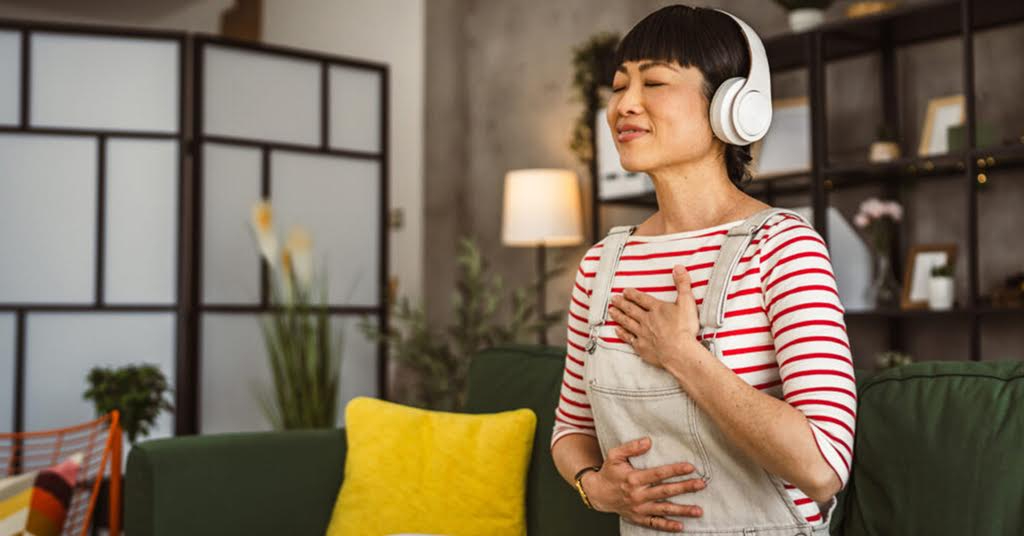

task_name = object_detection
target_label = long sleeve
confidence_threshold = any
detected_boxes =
[549,252,599,451]
[758,214,857,489]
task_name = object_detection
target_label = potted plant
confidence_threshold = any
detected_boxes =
[83,364,174,444]
[928,263,955,310]
[875,349,913,370]
[853,197,903,308]
[773,0,835,32]
[358,236,564,411]
[249,200,343,429]
[869,123,901,162]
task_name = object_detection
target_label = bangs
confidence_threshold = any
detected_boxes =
[612,5,749,93]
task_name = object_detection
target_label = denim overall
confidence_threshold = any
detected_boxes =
[583,207,838,535]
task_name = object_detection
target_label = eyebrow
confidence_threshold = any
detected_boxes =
[615,60,677,74]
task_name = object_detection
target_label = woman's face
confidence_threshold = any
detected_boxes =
[606,59,716,173]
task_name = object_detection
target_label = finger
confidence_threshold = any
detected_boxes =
[623,287,659,310]
[641,478,707,503]
[628,513,684,533]
[613,296,645,320]
[615,327,637,346]
[637,499,704,519]
[627,462,697,487]
[608,436,651,460]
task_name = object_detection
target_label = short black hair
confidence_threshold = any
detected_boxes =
[612,4,754,189]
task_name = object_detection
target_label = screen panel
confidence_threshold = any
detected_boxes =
[329,64,382,153]
[270,150,380,306]
[0,313,14,433]
[30,32,178,132]
[201,142,262,304]
[0,133,97,304]
[0,30,20,126]
[23,312,176,436]
[104,138,179,304]
[201,312,379,433]
[336,314,379,428]
[203,44,320,146]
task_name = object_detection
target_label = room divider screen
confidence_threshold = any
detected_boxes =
[191,36,388,434]
[0,19,389,438]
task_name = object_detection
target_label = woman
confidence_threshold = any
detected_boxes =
[549,5,856,535]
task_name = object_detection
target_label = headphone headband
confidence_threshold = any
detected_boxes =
[708,8,773,145]
[714,9,771,102]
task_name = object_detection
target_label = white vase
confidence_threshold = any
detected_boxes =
[927,276,955,310]
[788,8,826,32]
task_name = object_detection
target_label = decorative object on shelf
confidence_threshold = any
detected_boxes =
[918,94,965,156]
[502,168,585,344]
[868,122,901,162]
[790,206,874,311]
[773,0,834,32]
[853,197,902,309]
[358,237,563,411]
[569,32,620,167]
[901,243,958,311]
[845,1,899,19]
[83,365,173,444]
[750,96,811,178]
[249,200,343,430]
[595,105,655,199]
[947,121,998,151]
[988,270,1024,308]
[928,263,955,310]
[875,349,913,370]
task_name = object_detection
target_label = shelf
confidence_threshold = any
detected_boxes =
[763,0,1024,71]
[845,306,972,319]
[845,304,1024,319]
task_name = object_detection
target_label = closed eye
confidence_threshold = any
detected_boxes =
[611,83,664,92]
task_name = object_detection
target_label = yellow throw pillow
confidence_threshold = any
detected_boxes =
[324,396,536,536]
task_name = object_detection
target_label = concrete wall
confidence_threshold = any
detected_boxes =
[424,0,1024,366]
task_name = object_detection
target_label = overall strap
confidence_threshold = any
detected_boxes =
[698,207,812,335]
[585,224,636,353]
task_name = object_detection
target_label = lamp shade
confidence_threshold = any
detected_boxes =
[501,168,584,247]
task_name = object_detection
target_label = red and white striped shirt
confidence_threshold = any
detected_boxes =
[549,212,856,526]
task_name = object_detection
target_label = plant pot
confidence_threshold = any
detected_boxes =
[928,276,955,310]
[869,140,901,162]
[788,8,826,32]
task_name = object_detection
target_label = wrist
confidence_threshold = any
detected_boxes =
[573,465,602,510]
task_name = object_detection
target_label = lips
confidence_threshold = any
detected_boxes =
[617,128,648,142]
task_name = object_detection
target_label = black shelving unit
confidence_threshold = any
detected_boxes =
[587,0,1024,362]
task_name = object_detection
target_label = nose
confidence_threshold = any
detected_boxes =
[614,81,645,117]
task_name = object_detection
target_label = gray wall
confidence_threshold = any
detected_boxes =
[424,0,1024,371]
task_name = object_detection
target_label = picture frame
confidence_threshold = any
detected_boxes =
[750,96,811,179]
[901,243,958,310]
[917,94,965,156]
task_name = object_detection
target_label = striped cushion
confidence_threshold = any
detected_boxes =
[0,453,83,536]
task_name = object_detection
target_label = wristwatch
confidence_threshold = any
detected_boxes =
[573,465,602,509]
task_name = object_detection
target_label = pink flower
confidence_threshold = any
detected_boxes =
[854,213,869,228]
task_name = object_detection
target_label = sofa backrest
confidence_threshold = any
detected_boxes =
[464,343,1024,536]
[463,344,620,535]
[837,359,1024,536]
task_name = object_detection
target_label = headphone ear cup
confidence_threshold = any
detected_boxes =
[709,77,746,145]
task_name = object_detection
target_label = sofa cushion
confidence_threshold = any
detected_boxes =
[325,396,536,536]
[839,360,1024,535]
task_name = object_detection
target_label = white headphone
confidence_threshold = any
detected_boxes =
[708,9,772,146]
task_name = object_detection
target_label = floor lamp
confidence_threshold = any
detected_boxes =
[501,169,584,345]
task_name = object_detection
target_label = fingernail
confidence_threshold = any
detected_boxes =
[674,265,683,273]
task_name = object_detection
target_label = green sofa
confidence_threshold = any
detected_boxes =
[126,344,1024,535]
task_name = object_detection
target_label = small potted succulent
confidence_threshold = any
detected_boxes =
[774,0,835,32]
[876,350,914,370]
[928,263,955,310]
